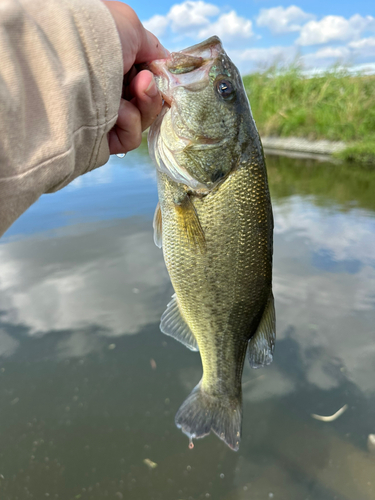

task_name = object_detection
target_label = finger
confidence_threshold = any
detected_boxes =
[107,99,142,155]
[135,29,169,64]
[122,65,138,100]
[103,2,168,71]
[130,70,163,131]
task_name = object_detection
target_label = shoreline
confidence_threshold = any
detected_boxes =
[143,131,346,162]
[261,136,346,162]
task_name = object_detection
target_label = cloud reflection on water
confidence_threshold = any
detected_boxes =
[274,195,375,267]
[0,162,374,400]
[0,220,170,342]
[271,197,375,395]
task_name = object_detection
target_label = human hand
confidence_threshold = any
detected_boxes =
[102,1,168,155]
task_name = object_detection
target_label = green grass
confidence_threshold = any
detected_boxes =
[242,66,375,164]
[333,140,375,165]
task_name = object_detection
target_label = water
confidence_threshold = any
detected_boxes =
[1,145,375,500]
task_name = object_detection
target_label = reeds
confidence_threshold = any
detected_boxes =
[243,66,375,164]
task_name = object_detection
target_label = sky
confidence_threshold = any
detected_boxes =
[123,0,375,74]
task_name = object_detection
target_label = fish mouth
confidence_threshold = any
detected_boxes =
[144,36,223,73]
[146,37,228,150]
[146,37,228,191]
[179,36,224,59]
[144,36,224,104]
[164,35,223,76]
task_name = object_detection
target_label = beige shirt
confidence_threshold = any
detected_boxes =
[0,0,123,236]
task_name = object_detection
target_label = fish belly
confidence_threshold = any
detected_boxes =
[158,160,272,393]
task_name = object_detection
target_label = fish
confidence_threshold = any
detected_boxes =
[147,36,275,451]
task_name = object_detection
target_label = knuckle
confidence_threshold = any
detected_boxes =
[127,130,142,151]
[117,100,142,152]
[123,5,142,30]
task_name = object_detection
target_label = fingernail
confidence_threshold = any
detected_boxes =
[162,47,170,58]
[145,77,158,98]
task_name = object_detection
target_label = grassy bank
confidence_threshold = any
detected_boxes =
[242,67,375,165]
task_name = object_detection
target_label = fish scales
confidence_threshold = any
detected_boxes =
[159,155,272,389]
[147,36,275,451]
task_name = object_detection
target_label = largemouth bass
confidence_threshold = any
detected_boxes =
[147,36,275,451]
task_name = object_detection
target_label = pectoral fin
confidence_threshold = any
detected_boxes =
[160,294,199,352]
[153,202,163,248]
[248,292,276,369]
[174,195,206,253]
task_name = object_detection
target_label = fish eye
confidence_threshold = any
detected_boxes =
[216,79,235,100]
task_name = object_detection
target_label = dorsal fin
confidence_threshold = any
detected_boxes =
[248,292,276,368]
[160,294,199,351]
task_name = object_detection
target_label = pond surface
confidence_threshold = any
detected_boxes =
[1,144,375,500]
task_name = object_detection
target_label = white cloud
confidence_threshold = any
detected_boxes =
[143,14,169,38]
[143,1,219,37]
[300,36,375,68]
[168,0,219,31]
[350,36,375,49]
[297,14,375,46]
[256,6,315,35]
[143,4,375,72]
[349,36,375,57]
[142,1,253,42]
[235,45,298,65]
[198,11,254,41]
[301,46,352,67]
[227,46,299,74]
[312,46,351,59]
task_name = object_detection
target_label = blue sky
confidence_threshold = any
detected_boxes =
[123,0,375,73]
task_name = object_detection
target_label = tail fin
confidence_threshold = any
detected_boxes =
[175,382,242,451]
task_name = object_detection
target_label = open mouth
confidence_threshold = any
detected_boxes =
[143,36,225,105]
[161,95,172,107]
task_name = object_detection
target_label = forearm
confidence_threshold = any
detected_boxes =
[0,0,123,236]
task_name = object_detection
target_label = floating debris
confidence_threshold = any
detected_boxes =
[367,434,375,453]
[108,344,116,350]
[143,458,158,469]
[311,404,348,422]
[150,359,157,370]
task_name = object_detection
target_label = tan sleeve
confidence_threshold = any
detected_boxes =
[0,0,123,236]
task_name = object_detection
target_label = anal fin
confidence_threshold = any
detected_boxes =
[248,292,276,369]
[153,202,163,248]
[160,294,199,352]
